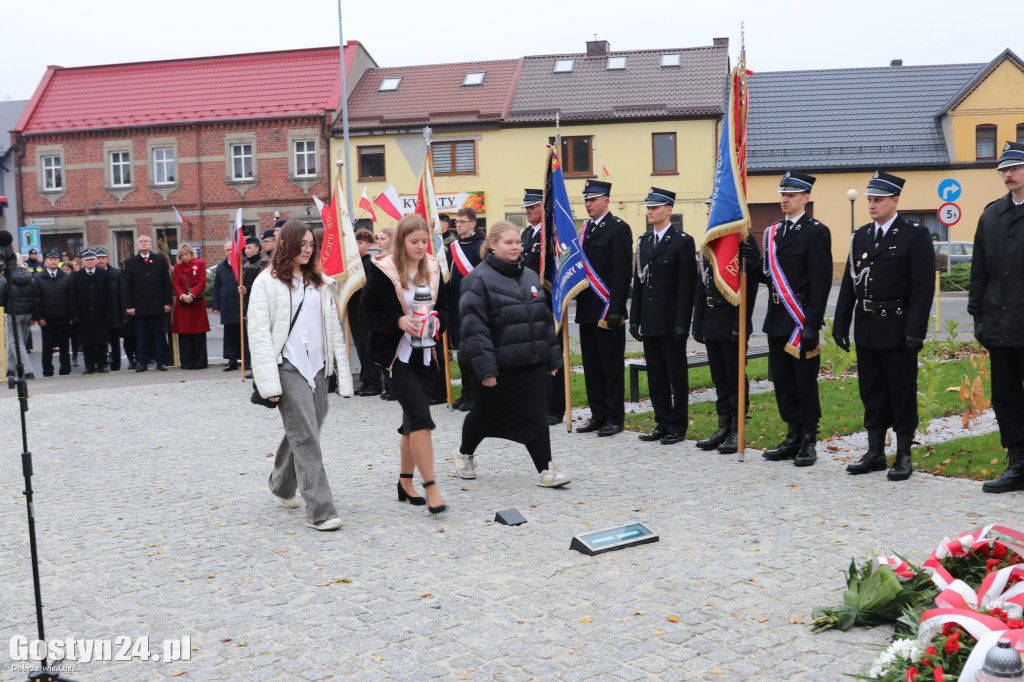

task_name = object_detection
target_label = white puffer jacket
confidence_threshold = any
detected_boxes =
[248,269,353,399]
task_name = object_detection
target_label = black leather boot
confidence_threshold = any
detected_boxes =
[847,428,888,475]
[983,448,1024,493]
[696,415,729,451]
[887,432,914,481]
[794,429,817,467]
[717,416,739,454]
[763,423,801,461]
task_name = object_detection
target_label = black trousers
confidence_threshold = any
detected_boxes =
[41,320,71,375]
[178,333,208,369]
[706,337,749,418]
[548,332,566,418]
[857,346,919,434]
[768,335,820,430]
[83,343,106,372]
[579,322,626,425]
[135,314,166,367]
[107,327,121,370]
[989,346,1024,449]
[222,322,241,364]
[457,352,477,404]
[643,334,689,435]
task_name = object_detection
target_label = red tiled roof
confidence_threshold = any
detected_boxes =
[342,59,523,130]
[16,45,358,134]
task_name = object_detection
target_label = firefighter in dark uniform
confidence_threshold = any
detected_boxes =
[834,171,936,481]
[970,142,1024,493]
[692,200,761,454]
[754,171,832,467]
[521,188,565,425]
[629,188,697,444]
[95,247,124,371]
[575,180,633,437]
[69,249,117,374]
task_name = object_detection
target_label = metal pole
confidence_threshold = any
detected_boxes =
[336,0,353,215]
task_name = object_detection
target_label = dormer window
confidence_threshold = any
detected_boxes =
[553,58,575,73]
[463,71,486,86]
[660,53,681,68]
[379,77,402,92]
[606,56,627,70]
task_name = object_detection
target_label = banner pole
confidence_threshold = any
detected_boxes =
[442,331,453,406]
[737,266,747,463]
[238,246,246,382]
[562,321,572,432]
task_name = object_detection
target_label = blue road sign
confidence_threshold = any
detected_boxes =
[938,178,962,202]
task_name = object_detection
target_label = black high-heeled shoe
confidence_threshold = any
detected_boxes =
[397,473,426,506]
[422,480,447,514]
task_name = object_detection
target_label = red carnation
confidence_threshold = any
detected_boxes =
[1007,619,1024,629]
[990,607,1010,621]
[945,635,960,654]
[993,543,1009,559]
[977,543,991,556]
[942,623,957,635]
[906,667,919,682]
[934,665,945,681]
[988,558,1002,573]
[925,646,938,656]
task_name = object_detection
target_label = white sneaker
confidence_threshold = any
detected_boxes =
[453,447,477,479]
[306,517,343,531]
[537,462,571,488]
[279,495,300,509]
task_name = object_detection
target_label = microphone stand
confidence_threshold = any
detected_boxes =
[2,256,77,682]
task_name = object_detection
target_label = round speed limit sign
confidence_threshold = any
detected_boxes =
[938,202,961,226]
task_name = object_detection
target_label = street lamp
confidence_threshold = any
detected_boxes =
[846,189,858,234]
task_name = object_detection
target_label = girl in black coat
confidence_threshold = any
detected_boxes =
[453,222,570,487]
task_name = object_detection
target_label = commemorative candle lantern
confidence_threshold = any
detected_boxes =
[409,283,436,349]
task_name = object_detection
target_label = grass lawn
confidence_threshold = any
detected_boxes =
[913,430,1005,480]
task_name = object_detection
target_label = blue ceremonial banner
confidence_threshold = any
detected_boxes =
[703,65,751,305]
[545,149,590,332]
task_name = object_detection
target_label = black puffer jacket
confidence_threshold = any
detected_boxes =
[0,267,41,317]
[459,254,561,380]
[969,194,1024,346]
[35,269,72,321]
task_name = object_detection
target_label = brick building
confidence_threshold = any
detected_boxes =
[10,43,376,265]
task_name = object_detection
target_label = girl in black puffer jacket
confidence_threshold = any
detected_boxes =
[453,222,570,487]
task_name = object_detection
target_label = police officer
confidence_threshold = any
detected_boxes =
[755,171,832,467]
[521,188,565,425]
[575,180,632,437]
[70,249,117,374]
[693,204,761,454]
[970,143,1024,493]
[629,188,697,444]
[834,172,934,481]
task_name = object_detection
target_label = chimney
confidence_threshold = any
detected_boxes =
[713,37,729,47]
[890,59,903,67]
[586,40,610,56]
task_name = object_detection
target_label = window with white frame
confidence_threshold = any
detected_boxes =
[606,56,627,70]
[231,143,254,180]
[153,147,175,185]
[660,53,681,68]
[553,58,575,73]
[42,155,62,190]
[294,140,316,177]
[110,151,132,187]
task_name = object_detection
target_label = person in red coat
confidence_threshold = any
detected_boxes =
[171,243,211,369]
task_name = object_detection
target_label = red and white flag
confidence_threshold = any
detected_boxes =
[172,206,186,224]
[415,158,450,283]
[314,194,344,279]
[374,184,403,222]
[599,153,610,177]
[228,208,244,280]
[359,187,377,222]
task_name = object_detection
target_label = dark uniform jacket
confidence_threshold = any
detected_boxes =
[834,215,935,349]
[0,267,40,317]
[36,269,72,322]
[521,223,545,275]
[446,229,486,347]
[629,226,698,337]
[122,251,172,316]
[459,255,562,380]
[969,194,1024,346]
[574,212,633,324]
[754,214,832,337]
[211,258,241,325]
[70,268,117,344]
[105,266,125,328]
[692,235,761,342]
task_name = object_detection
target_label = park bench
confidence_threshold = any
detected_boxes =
[628,344,771,403]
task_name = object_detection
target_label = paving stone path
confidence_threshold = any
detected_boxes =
[0,366,1017,681]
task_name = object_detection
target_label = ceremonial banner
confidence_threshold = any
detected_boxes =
[320,176,366,313]
[545,148,590,332]
[415,158,450,283]
[228,208,244,280]
[313,193,344,278]
[702,65,751,305]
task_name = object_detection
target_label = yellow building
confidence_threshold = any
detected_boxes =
[747,49,1024,275]
[332,39,731,238]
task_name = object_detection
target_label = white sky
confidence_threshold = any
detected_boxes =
[2,0,1010,102]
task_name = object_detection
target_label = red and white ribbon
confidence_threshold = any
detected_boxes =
[412,310,439,340]
[872,556,916,582]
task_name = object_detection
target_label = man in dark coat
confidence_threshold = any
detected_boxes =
[521,188,566,425]
[122,234,172,372]
[211,241,242,371]
[70,250,117,374]
[969,142,1024,493]
[574,180,633,437]
[36,250,73,376]
[447,207,487,411]
[754,171,832,467]
[835,171,935,481]
[95,247,125,370]
[350,229,381,395]
[628,188,697,444]
[693,203,761,454]
[1,259,41,379]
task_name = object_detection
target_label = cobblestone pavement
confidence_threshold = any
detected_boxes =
[0,367,1018,681]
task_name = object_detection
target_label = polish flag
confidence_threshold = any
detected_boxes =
[172,206,186,224]
[228,208,244,280]
[359,188,377,222]
[374,184,403,221]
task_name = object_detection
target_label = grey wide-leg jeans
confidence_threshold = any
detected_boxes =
[268,360,339,525]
